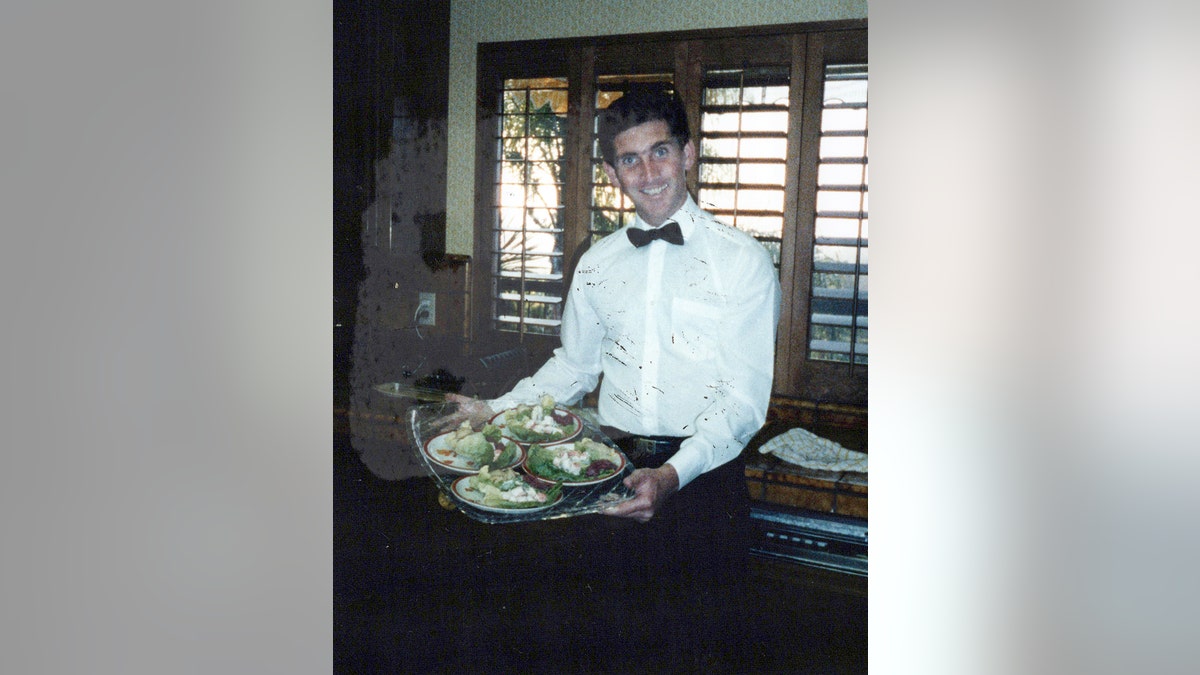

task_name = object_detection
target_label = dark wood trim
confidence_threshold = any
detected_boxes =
[677,41,701,191]
[767,394,867,432]
[563,45,594,282]
[776,32,807,396]
[478,18,866,52]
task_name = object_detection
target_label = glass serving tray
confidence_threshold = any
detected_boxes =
[408,401,637,524]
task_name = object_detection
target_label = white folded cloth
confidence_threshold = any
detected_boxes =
[758,427,867,473]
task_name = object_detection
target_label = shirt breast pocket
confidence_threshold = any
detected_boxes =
[670,298,722,362]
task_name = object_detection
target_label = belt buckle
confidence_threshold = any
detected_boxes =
[634,437,654,455]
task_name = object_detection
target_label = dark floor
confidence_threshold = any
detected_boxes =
[334,430,866,674]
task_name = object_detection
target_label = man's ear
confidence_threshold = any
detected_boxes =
[602,162,619,187]
[683,139,696,172]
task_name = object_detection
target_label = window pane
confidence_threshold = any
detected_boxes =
[499,160,526,184]
[701,111,743,132]
[741,110,789,132]
[699,162,737,184]
[702,84,790,106]
[738,163,786,185]
[591,209,623,235]
[699,188,737,211]
[816,189,867,214]
[818,162,867,186]
[815,216,866,242]
[700,137,740,159]
[733,214,782,239]
[501,136,527,158]
[822,107,867,132]
[819,135,867,159]
[701,137,787,160]
[737,188,784,212]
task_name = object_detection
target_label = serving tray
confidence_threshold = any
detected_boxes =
[408,401,637,524]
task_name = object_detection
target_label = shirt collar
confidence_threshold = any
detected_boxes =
[632,194,701,240]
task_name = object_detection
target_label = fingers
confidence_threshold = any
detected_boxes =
[602,469,664,522]
[601,497,653,523]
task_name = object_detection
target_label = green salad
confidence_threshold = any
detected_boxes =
[525,438,623,483]
[501,395,579,444]
[466,466,562,509]
[443,420,518,470]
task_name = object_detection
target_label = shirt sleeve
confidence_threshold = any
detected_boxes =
[666,242,781,489]
[489,267,605,411]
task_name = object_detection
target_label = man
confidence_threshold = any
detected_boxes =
[450,84,780,659]
[459,84,779,519]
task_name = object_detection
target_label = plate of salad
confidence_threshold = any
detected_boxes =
[523,438,627,486]
[450,466,564,513]
[490,395,583,446]
[422,420,524,474]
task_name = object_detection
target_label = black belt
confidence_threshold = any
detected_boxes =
[600,426,686,467]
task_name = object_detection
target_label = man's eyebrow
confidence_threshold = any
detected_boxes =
[617,140,673,160]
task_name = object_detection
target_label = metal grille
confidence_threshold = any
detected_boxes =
[808,63,868,365]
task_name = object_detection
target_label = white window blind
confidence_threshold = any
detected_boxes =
[697,66,791,270]
[807,63,868,364]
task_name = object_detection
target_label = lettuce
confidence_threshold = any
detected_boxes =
[526,439,621,483]
[502,408,579,444]
[454,431,517,471]
[467,466,561,509]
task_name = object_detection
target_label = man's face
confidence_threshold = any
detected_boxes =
[603,119,696,227]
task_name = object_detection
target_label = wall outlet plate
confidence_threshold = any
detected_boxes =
[417,292,436,326]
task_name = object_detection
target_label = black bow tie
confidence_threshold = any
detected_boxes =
[627,221,684,247]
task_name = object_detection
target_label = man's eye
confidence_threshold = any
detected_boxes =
[620,156,637,166]
[654,146,669,157]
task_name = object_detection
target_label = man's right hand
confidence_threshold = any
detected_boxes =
[442,393,496,428]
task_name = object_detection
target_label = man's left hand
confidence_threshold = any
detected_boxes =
[602,464,680,523]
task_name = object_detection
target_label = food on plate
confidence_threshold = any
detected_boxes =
[500,396,580,444]
[439,420,518,470]
[526,438,623,483]
[466,466,562,509]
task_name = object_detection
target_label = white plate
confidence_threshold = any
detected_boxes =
[450,475,564,514]
[490,407,583,446]
[422,431,524,474]
[523,441,627,486]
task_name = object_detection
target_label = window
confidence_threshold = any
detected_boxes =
[809,63,868,365]
[698,66,791,271]
[491,77,569,335]
[473,24,868,405]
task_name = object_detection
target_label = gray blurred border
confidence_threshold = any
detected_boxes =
[2,3,331,672]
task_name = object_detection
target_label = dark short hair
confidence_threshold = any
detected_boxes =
[597,83,690,167]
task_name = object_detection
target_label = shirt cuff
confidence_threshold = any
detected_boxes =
[665,447,705,490]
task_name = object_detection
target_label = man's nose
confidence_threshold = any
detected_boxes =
[634,154,657,180]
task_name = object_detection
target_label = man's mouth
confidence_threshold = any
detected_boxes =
[642,185,667,196]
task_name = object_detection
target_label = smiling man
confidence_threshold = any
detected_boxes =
[450,84,781,662]
[603,115,694,229]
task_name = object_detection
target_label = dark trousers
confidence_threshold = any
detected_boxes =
[551,434,754,665]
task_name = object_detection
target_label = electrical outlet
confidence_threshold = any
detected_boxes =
[417,292,436,326]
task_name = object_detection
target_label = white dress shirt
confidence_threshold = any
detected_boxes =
[491,195,781,489]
